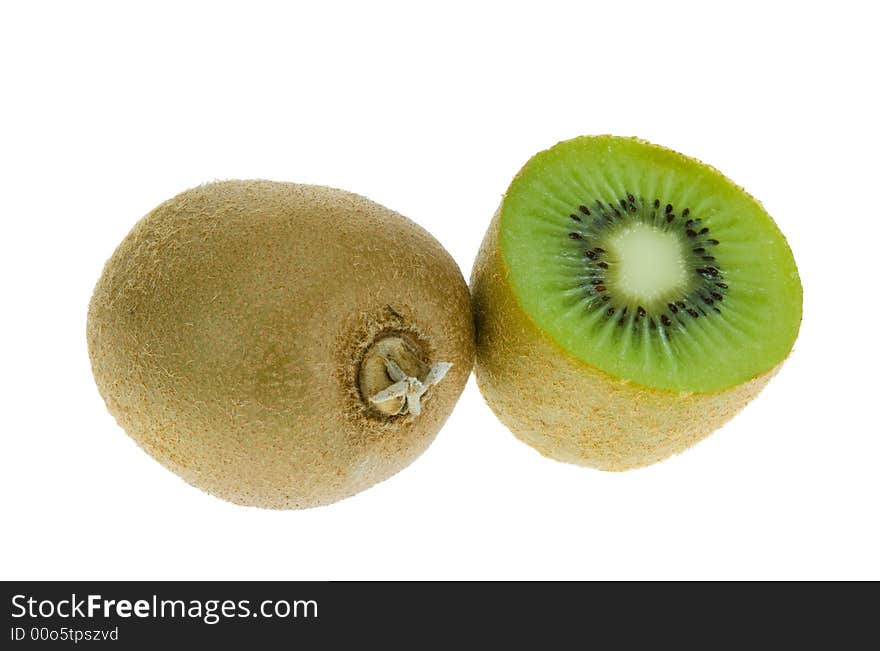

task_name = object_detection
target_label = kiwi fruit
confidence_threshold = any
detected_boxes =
[87,180,474,509]
[471,136,802,470]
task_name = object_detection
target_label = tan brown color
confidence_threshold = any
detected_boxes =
[88,181,474,509]
[471,212,779,471]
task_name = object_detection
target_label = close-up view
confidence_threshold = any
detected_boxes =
[1,0,877,644]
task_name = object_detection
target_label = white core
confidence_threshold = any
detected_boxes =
[608,223,687,303]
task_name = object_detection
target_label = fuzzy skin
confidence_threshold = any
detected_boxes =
[471,211,780,470]
[88,181,474,509]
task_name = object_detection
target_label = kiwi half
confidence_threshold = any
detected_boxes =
[88,181,474,509]
[471,136,802,470]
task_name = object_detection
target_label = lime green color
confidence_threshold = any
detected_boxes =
[499,135,802,393]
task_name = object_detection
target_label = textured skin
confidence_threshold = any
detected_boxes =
[471,211,780,471]
[88,181,474,508]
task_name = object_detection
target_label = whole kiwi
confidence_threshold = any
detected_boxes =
[87,180,474,509]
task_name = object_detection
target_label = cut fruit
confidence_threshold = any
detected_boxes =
[500,136,801,393]
[472,136,802,469]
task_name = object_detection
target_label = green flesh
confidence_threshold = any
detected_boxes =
[499,136,802,393]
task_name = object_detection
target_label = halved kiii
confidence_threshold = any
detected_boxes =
[471,136,802,470]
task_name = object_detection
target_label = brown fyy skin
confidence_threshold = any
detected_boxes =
[471,211,779,471]
[88,180,474,509]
